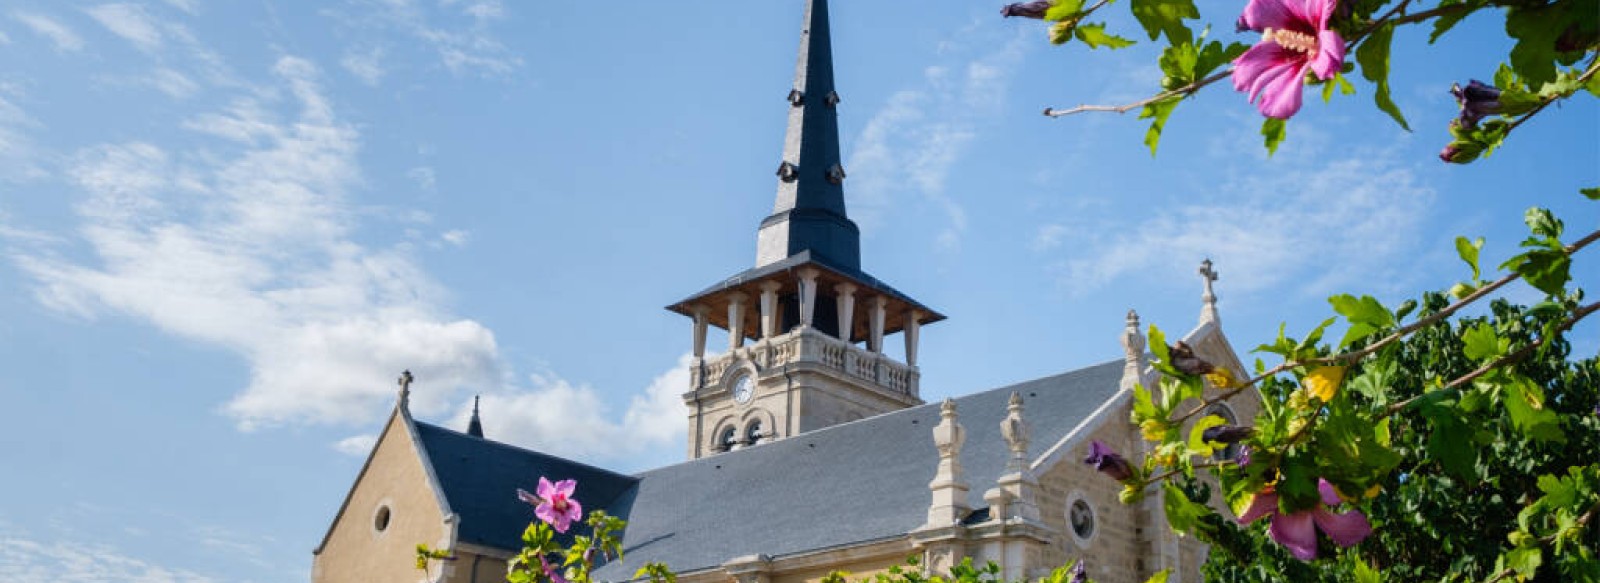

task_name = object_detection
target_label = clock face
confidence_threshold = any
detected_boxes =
[733,375,753,404]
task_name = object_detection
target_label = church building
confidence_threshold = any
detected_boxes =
[310,1,1253,581]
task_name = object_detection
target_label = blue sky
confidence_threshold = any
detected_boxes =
[0,1,1593,581]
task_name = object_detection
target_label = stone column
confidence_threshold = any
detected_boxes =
[727,292,748,350]
[797,267,820,328]
[868,296,888,353]
[759,281,783,339]
[834,282,857,343]
[904,309,923,366]
[691,304,709,358]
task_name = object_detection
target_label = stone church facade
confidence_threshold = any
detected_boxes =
[310,1,1256,581]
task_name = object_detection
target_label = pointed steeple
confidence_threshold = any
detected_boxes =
[467,395,484,438]
[755,0,861,271]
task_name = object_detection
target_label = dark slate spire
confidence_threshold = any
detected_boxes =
[755,0,861,271]
[467,395,484,438]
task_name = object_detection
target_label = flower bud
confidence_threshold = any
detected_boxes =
[1438,141,1483,164]
[1000,1,1052,19]
[1169,341,1215,375]
[1202,424,1255,444]
[1450,80,1502,128]
[1084,439,1135,481]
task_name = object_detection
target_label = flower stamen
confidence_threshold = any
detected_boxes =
[1263,27,1319,55]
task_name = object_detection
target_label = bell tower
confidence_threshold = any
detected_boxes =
[667,0,944,460]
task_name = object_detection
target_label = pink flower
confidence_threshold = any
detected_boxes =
[1231,0,1345,119]
[1237,479,1372,560]
[517,477,583,533]
[539,554,570,583]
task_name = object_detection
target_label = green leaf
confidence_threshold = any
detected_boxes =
[1148,325,1174,375]
[1143,570,1172,583]
[1355,23,1411,131]
[1162,481,1208,533]
[1582,187,1600,200]
[1421,398,1476,480]
[1074,23,1137,49]
[1187,414,1227,457]
[1455,236,1484,281]
[1130,0,1197,44]
[1461,322,1506,361]
[1502,249,1572,296]
[1261,117,1286,155]
[1503,376,1565,443]
[1352,558,1384,583]
[1502,546,1544,579]
[1329,294,1393,348]
[1044,0,1086,21]
[1505,2,1578,87]
[1139,97,1181,156]
[1133,383,1160,419]
[1524,207,1564,239]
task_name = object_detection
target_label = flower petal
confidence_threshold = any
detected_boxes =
[1233,42,1295,94]
[1304,0,1337,31]
[1310,29,1345,80]
[1240,0,1295,31]
[1317,479,1343,506]
[1269,511,1320,560]
[553,479,578,497]
[1254,61,1309,119]
[1237,491,1279,524]
[566,498,584,521]
[537,476,556,499]
[1313,508,1373,548]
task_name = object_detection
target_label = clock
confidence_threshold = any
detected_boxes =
[733,375,753,404]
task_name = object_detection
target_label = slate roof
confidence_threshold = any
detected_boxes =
[590,359,1125,579]
[411,421,639,551]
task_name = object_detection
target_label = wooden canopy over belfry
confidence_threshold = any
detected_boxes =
[666,0,942,363]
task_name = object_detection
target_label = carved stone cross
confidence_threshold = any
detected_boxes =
[1199,259,1220,324]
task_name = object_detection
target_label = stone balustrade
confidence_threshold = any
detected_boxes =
[691,326,919,398]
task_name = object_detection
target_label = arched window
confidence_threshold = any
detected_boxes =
[1207,404,1242,462]
[719,426,739,452]
[745,419,764,445]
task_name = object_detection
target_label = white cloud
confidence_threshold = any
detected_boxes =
[164,0,200,15]
[341,46,386,86]
[1032,224,1067,252]
[451,354,692,468]
[86,3,164,52]
[1049,129,1436,299]
[0,536,218,583]
[330,0,521,78]
[847,27,1028,250]
[335,434,378,456]
[406,165,436,191]
[12,12,83,52]
[147,68,199,98]
[0,88,46,182]
[439,229,469,247]
[13,56,503,430]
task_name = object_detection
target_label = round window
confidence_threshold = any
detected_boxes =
[374,505,392,532]
[1069,499,1095,541]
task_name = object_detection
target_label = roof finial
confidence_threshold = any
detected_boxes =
[397,369,414,414]
[467,395,484,438]
[1199,258,1220,325]
[1120,310,1147,390]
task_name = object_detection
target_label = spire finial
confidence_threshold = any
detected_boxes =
[1001,392,1030,473]
[1199,258,1220,325]
[1120,310,1147,390]
[467,394,484,438]
[397,369,414,412]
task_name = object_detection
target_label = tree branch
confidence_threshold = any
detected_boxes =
[1044,70,1232,117]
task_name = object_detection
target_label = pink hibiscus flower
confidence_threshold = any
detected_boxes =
[1237,478,1373,560]
[517,477,583,533]
[1232,0,1346,119]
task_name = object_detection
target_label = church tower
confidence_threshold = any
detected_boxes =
[667,0,944,460]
